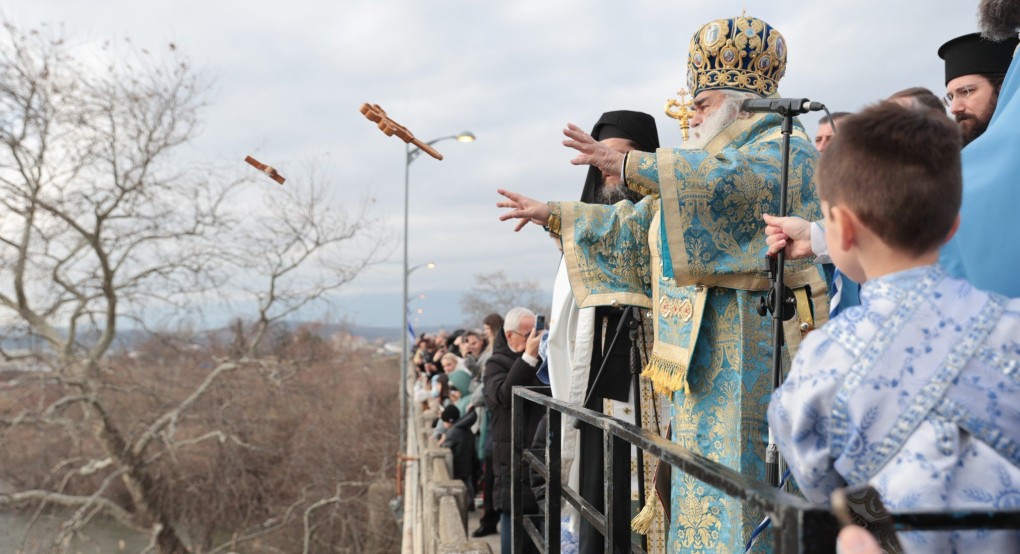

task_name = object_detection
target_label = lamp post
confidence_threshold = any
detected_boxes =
[400,133,474,456]
[405,262,434,340]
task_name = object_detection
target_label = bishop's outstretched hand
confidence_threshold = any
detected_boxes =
[497,189,550,232]
[562,123,625,176]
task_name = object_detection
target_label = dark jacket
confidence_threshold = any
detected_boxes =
[529,414,549,505]
[444,411,478,490]
[483,328,544,513]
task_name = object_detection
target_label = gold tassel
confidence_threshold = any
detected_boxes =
[640,353,691,395]
[630,494,659,535]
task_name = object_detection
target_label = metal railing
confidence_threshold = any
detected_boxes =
[511,386,1020,553]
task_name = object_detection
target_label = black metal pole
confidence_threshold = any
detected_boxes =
[574,309,632,430]
[765,112,795,489]
[627,307,648,552]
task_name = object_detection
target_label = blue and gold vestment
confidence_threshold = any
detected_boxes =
[769,265,1020,552]
[551,112,826,552]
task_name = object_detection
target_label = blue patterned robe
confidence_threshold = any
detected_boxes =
[551,113,826,552]
[769,265,1020,553]
[942,46,1020,298]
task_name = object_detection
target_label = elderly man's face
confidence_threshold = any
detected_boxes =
[684,90,744,150]
[946,74,999,145]
[504,315,535,353]
[690,90,729,127]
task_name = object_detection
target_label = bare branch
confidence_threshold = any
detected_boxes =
[303,491,344,554]
[130,359,238,458]
[0,489,140,532]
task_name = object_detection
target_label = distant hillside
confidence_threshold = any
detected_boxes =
[0,321,471,355]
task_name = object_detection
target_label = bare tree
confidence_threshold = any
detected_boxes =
[222,163,386,355]
[459,270,548,326]
[0,22,389,553]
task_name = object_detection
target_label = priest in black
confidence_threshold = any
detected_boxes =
[545,110,660,554]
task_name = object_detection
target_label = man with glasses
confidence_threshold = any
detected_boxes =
[483,306,543,553]
[939,2,1020,298]
[938,32,1019,145]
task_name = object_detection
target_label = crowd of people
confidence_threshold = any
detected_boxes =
[410,317,507,542]
[413,3,1020,553]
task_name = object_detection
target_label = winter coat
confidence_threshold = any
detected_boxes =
[443,411,479,491]
[483,329,545,513]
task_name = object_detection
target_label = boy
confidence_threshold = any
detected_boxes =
[767,102,1020,552]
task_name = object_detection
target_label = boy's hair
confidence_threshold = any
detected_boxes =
[816,102,962,255]
[887,86,946,112]
[441,404,460,424]
[818,111,851,128]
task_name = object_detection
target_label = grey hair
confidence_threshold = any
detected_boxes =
[715,90,760,113]
[503,306,535,333]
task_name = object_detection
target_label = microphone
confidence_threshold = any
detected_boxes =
[741,98,825,116]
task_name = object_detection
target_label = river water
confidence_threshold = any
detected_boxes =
[0,511,148,553]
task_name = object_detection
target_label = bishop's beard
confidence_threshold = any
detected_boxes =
[980,0,1020,40]
[682,97,743,150]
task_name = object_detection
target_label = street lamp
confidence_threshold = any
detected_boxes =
[408,262,437,275]
[406,263,435,323]
[400,133,474,456]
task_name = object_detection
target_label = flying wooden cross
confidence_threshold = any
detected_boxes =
[359,103,444,161]
[244,155,285,185]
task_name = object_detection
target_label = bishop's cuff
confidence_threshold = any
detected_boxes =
[624,150,660,197]
[545,202,562,236]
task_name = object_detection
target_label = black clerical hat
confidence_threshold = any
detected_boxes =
[938,32,1019,84]
[579,111,660,204]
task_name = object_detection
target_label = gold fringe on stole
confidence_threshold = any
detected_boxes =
[641,352,691,395]
[630,494,659,534]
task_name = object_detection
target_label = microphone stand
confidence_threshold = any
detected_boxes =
[755,107,801,489]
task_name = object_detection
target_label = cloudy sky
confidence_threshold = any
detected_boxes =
[5,0,984,330]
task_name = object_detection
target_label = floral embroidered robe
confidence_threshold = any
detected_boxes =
[769,265,1020,553]
[549,112,826,552]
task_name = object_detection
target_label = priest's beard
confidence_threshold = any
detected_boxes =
[980,0,1020,40]
[682,97,744,150]
[596,178,643,204]
[957,111,993,146]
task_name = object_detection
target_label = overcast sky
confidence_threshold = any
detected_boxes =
[5,0,984,330]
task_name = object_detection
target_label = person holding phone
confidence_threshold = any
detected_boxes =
[483,307,545,554]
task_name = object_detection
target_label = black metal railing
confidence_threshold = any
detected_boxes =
[511,386,1020,554]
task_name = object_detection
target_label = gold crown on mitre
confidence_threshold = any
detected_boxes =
[687,14,787,97]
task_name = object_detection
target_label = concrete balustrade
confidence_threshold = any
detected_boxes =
[405,404,493,554]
